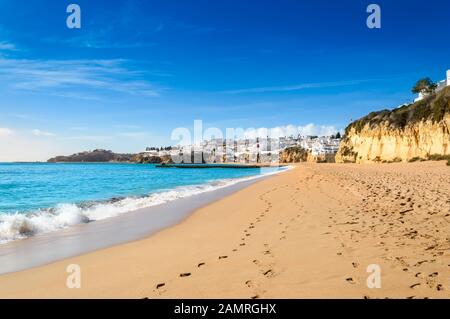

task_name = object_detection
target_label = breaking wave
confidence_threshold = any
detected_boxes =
[0,167,289,244]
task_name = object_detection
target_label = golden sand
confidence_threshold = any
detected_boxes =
[0,162,449,298]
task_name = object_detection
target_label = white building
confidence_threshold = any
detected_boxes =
[414,69,450,102]
[143,149,159,156]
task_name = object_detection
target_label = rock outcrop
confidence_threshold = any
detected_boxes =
[47,150,134,163]
[336,87,450,163]
[280,146,335,163]
[279,146,309,163]
[131,153,172,164]
[47,150,173,164]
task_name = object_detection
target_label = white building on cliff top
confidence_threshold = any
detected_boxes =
[414,69,450,102]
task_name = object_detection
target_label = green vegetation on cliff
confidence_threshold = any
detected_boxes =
[47,150,134,163]
[344,86,450,135]
[47,150,172,163]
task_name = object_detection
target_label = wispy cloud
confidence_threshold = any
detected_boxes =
[0,127,14,137]
[45,21,157,50]
[0,58,161,97]
[222,80,369,94]
[49,35,156,50]
[32,129,56,137]
[48,91,104,101]
[0,41,17,51]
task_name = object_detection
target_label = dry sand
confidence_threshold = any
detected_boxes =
[0,162,449,299]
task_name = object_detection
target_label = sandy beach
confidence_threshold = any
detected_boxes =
[0,162,449,299]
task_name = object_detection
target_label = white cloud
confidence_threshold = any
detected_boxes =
[32,129,56,137]
[297,123,340,136]
[0,127,14,136]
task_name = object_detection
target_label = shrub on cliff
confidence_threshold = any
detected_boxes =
[344,86,450,135]
[412,77,437,95]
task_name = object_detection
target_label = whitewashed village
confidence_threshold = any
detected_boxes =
[142,69,450,164]
[143,134,341,164]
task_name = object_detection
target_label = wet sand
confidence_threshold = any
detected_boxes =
[0,162,449,298]
[0,175,273,275]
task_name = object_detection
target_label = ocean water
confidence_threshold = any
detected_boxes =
[0,163,284,243]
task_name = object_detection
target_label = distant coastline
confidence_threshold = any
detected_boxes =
[46,149,171,164]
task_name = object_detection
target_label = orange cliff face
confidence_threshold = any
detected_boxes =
[336,87,450,163]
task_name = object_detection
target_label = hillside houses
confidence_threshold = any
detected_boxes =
[145,134,341,164]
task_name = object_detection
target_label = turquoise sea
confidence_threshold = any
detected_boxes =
[0,163,283,243]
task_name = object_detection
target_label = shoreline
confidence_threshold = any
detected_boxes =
[0,166,289,275]
[0,162,449,298]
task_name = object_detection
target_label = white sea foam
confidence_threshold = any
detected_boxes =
[0,166,290,244]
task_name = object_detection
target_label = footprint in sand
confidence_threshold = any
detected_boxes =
[263,269,275,277]
[180,273,191,278]
[197,262,206,268]
[156,283,166,289]
[219,255,228,260]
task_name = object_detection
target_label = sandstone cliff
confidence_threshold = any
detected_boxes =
[280,146,335,163]
[131,153,172,164]
[336,87,450,163]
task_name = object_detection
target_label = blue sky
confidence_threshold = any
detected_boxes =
[0,0,449,161]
